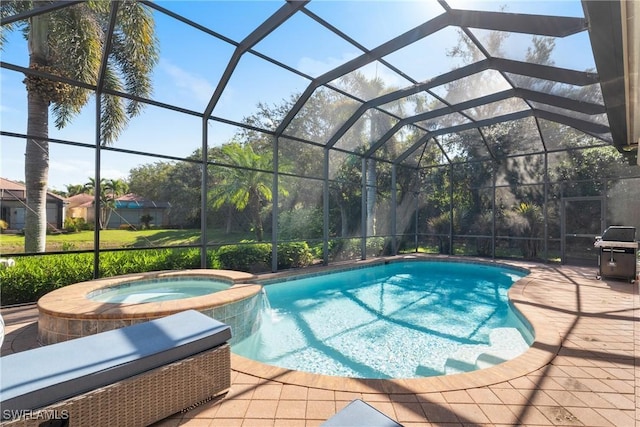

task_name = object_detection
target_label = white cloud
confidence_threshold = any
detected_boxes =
[298,52,409,90]
[160,59,215,105]
[0,104,18,113]
[297,52,359,78]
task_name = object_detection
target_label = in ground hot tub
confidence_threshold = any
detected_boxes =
[38,269,262,345]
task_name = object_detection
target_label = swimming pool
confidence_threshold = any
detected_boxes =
[232,260,532,379]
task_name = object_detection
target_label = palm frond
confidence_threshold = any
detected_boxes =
[0,1,33,48]
[100,66,126,145]
[109,1,158,117]
[49,3,101,85]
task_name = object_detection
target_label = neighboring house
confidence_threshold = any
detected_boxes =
[0,177,66,231]
[109,194,171,229]
[65,193,95,224]
[66,193,171,229]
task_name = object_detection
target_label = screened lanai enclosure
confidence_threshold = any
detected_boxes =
[1,0,638,275]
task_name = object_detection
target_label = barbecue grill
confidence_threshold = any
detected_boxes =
[594,226,638,283]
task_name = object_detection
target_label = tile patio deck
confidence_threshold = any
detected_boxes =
[1,262,638,426]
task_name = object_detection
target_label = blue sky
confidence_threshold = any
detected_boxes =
[0,0,591,191]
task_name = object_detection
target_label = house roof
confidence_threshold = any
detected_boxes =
[65,193,95,209]
[0,177,66,202]
[115,194,171,209]
[66,193,171,209]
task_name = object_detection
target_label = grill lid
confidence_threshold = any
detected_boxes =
[601,226,636,242]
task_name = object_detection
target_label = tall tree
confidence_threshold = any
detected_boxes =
[0,1,158,252]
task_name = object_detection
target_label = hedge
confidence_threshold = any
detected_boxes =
[0,242,314,305]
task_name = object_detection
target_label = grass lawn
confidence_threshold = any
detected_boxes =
[0,229,257,254]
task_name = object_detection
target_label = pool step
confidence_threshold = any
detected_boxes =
[444,328,529,375]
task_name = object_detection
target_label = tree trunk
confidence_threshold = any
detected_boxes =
[366,158,376,236]
[24,86,50,252]
[249,191,263,241]
[340,204,349,237]
[24,14,50,253]
[225,205,233,234]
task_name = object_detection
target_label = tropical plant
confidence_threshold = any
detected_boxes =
[64,184,86,197]
[210,142,285,241]
[139,214,154,230]
[511,202,543,259]
[84,177,129,229]
[0,1,158,252]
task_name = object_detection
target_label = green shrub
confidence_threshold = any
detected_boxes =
[278,208,322,240]
[215,243,271,273]
[214,242,314,272]
[0,248,204,305]
[63,217,85,233]
[0,243,315,305]
[0,254,94,305]
[276,241,314,269]
[0,219,8,233]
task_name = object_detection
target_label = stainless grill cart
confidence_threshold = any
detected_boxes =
[594,226,638,283]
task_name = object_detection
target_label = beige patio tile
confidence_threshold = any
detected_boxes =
[305,400,335,420]
[600,378,635,393]
[280,385,309,400]
[466,387,502,404]
[276,400,307,419]
[564,407,616,427]
[360,392,392,402]
[245,400,279,419]
[391,401,426,423]
[446,403,490,424]
[507,405,553,425]
[491,388,529,405]
[273,419,307,427]
[241,418,276,426]
[593,408,636,427]
[598,392,635,410]
[253,384,284,400]
[334,391,362,401]
[479,403,520,424]
[420,402,459,423]
[226,383,258,400]
[578,377,617,393]
[525,390,562,406]
[536,405,580,425]
[508,376,539,389]
[569,390,617,408]
[215,398,251,418]
[602,366,635,380]
[441,389,473,403]
[306,388,334,401]
[389,393,419,403]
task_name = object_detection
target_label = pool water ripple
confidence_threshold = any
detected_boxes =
[232,261,532,379]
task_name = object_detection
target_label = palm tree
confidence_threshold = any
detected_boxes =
[64,183,85,197]
[0,1,158,252]
[210,142,283,241]
[84,177,129,230]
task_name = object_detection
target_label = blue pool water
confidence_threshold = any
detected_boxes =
[232,261,532,379]
[87,278,230,303]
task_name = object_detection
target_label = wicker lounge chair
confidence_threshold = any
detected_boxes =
[0,310,231,427]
